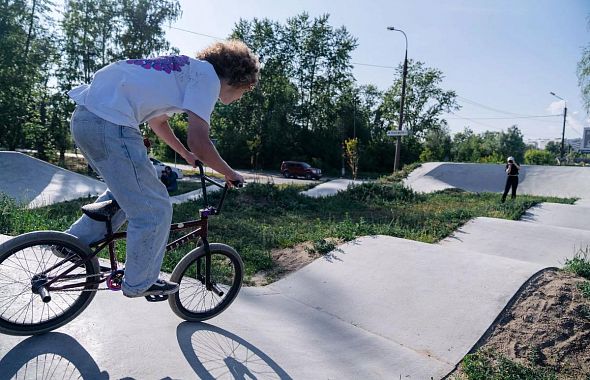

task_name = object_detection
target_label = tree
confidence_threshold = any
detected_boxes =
[451,128,482,162]
[420,125,451,162]
[344,137,359,179]
[212,13,357,171]
[499,125,526,163]
[578,17,590,113]
[117,0,181,59]
[0,0,57,152]
[544,140,561,157]
[379,60,460,141]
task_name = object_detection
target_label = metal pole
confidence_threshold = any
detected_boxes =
[394,48,408,172]
[561,105,567,161]
[387,27,408,173]
[550,92,567,163]
[353,96,356,139]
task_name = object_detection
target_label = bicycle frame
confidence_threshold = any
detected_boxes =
[43,161,233,295]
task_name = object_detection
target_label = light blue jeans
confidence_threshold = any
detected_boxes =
[67,106,172,296]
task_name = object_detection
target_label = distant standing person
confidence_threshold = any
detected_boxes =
[501,156,520,202]
[161,166,178,192]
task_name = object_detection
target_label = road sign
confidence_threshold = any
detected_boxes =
[386,130,408,137]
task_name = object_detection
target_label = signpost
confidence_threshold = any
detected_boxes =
[386,130,409,137]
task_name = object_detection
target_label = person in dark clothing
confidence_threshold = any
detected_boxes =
[501,156,520,202]
[161,166,178,192]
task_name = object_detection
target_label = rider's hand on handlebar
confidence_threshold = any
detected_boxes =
[181,151,199,167]
[225,171,244,188]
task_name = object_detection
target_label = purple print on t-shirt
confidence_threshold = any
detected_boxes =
[126,55,190,74]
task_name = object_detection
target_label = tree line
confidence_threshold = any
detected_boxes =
[2,1,567,175]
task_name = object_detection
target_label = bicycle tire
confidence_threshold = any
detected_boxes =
[168,243,243,321]
[0,231,100,336]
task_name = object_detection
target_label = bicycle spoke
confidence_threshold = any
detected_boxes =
[0,235,99,333]
[170,246,242,321]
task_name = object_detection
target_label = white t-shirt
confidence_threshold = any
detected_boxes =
[68,56,220,129]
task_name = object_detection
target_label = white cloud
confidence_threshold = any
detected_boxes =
[547,100,565,115]
[567,115,584,137]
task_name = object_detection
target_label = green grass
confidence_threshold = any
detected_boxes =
[166,180,202,196]
[564,248,590,279]
[457,349,557,380]
[0,180,575,280]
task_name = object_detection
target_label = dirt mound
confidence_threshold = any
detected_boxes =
[453,269,590,378]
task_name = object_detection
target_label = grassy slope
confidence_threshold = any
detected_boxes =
[0,179,575,278]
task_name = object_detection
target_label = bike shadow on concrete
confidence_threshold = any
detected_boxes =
[176,321,293,379]
[0,332,109,380]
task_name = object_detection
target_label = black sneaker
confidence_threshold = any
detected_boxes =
[124,279,179,298]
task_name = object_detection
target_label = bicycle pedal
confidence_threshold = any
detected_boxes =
[144,294,169,302]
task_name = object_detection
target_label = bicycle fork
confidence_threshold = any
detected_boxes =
[197,238,225,297]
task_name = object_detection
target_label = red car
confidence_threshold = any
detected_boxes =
[280,161,322,180]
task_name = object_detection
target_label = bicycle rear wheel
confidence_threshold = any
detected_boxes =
[168,243,243,321]
[0,231,100,336]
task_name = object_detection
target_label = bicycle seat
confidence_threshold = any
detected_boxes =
[81,199,120,222]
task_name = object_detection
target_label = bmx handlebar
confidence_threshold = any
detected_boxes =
[194,160,242,215]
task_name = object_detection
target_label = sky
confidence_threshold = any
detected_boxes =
[163,0,590,141]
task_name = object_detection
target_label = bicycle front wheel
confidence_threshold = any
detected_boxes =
[168,243,243,321]
[0,231,100,336]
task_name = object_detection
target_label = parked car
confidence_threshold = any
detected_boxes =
[280,161,322,180]
[150,158,183,179]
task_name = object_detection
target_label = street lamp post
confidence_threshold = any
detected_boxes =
[549,92,568,162]
[387,26,408,172]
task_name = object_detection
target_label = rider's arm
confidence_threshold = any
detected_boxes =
[186,111,243,183]
[147,114,194,164]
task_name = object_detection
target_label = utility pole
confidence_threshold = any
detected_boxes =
[550,92,567,162]
[387,26,408,172]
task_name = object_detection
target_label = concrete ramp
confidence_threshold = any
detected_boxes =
[521,203,590,231]
[300,179,364,198]
[440,217,590,266]
[405,162,590,199]
[0,234,546,379]
[0,152,106,207]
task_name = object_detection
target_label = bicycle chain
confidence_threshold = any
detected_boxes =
[51,272,114,292]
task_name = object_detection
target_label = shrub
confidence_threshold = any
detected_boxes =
[524,149,555,165]
[343,182,422,203]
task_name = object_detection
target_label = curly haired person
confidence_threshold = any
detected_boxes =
[65,40,259,298]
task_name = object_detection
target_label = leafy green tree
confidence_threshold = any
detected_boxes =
[499,125,526,163]
[213,13,357,171]
[451,128,482,162]
[420,125,452,162]
[578,17,590,113]
[59,0,115,85]
[0,0,56,152]
[344,137,359,179]
[117,0,181,59]
[478,131,501,161]
[379,60,460,141]
[545,140,561,157]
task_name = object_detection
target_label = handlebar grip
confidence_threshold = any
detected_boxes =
[231,180,244,188]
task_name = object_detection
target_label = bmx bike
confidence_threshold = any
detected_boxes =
[0,161,243,336]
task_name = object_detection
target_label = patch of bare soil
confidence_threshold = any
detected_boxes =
[248,238,342,286]
[452,269,590,379]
